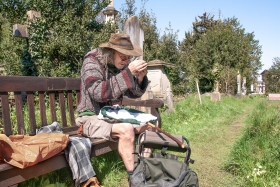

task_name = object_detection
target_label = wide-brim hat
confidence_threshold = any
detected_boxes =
[99,33,143,56]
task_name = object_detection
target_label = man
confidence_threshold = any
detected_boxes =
[76,33,150,186]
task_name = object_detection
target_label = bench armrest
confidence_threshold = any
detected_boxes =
[122,96,164,108]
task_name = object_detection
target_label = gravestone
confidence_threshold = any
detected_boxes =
[124,16,144,60]
[13,10,41,38]
[211,81,221,102]
[146,60,175,112]
[236,71,242,98]
[242,77,247,95]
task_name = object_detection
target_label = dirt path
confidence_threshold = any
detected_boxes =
[189,105,255,187]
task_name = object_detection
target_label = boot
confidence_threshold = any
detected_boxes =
[81,177,104,187]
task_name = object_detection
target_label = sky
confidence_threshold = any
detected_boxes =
[113,0,280,75]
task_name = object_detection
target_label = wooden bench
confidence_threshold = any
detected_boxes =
[0,75,164,187]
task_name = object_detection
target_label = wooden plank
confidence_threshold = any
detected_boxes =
[67,91,75,126]
[1,92,12,136]
[38,91,47,126]
[59,92,67,127]
[49,92,57,122]
[0,76,80,92]
[76,90,80,105]
[90,140,118,157]
[27,92,36,135]
[0,154,68,187]
[14,92,25,134]
[122,96,164,108]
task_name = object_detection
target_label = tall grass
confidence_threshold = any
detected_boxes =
[223,101,280,186]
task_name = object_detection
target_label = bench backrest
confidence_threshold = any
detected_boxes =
[0,76,80,136]
[0,76,163,136]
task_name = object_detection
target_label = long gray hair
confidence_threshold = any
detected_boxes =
[96,47,114,66]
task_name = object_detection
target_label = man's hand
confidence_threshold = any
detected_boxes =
[128,59,147,84]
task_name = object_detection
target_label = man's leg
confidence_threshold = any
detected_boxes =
[111,123,135,171]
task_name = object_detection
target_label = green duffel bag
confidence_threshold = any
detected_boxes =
[130,157,199,187]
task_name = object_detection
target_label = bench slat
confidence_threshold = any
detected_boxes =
[14,92,25,134]
[27,92,36,135]
[59,92,67,127]
[1,92,12,136]
[67,91,76,126]
[38,91,47,126]
[49,92,57,122]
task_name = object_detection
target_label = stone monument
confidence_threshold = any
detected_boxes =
[146,60,175,112]
[211,81,221,102]
[236,71,242,97]
[242,77,247,95]
[103,0,118,23]
[124,16,144,60]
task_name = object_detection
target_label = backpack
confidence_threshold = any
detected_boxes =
[130,131,199,187]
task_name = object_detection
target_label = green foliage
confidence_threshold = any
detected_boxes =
[0,0,116,77]
[263,57,280,93]
[223,101,280,186]
[20,44,38,76]
[19,167,74,187]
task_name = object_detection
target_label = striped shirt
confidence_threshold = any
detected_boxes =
[77,48,148,114]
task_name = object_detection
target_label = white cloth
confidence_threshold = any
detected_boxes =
[98,105,157,126]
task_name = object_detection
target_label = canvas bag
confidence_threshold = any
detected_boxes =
[131,131,199,187]
[131,157,199,187]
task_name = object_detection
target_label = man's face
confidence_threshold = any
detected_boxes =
[114,51,129,69]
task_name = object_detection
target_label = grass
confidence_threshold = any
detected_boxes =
[14,94,280,186]
[223,100,280,186]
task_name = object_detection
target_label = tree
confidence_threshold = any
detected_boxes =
[117,0,137,31]
[0,0,116,77]
[180,13,262,93]
[265,57,280,93]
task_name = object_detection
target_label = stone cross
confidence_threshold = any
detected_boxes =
[123,16,144,60]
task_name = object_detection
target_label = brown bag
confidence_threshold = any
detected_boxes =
[0,132,69,168]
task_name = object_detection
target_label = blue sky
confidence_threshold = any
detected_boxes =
[113,0,280,74]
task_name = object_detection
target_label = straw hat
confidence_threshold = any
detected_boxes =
[99,33,143,56]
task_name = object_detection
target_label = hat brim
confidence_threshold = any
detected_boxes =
[99,42,143,56]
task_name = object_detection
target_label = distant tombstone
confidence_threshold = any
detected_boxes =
[123,16,144,60]
[236,71,242,98]
[211,81,221,102]
[13,10,41,38]
[13,24,29,38]
[242,77,247,95]
[146,60,175,113]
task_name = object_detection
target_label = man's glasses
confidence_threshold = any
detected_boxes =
[116,52,129,62]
